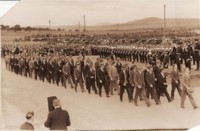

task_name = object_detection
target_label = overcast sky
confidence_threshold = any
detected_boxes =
[1,0,200,27]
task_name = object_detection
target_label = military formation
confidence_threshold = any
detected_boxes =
[1,37,200,108]
[91,39,200,71]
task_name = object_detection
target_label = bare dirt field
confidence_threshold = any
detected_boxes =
[1,56,200,131]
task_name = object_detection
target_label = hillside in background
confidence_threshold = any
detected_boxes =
[58,17,200,31]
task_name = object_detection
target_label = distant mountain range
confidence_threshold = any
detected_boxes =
[52,17,200,31]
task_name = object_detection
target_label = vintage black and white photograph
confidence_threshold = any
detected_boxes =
[1,0,200,130]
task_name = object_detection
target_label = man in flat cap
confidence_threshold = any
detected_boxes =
[20,111,34,130]
[44,99,71,130]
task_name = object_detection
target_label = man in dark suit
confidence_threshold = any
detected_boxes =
[20,111,34,130]
[44,99,71,130]
[96,62,109,97]
[119,64,131,102]
[87,64,98,94]
[145,65,159,104]
[157,68,172,102]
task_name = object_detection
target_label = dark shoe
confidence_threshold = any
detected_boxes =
[134,101,138,106]
[82,90,85,92]
[106,95,110,97]
[140,98,144,101]
[120,99,123,102]
[156,102,160,105]
[194,106,198,109]
[75,88,77,92]
[147,103,151,107]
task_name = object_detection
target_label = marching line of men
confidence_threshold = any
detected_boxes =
[3,51,198,109]
[91,41,200,71]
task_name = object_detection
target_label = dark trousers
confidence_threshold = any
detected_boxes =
[171,83,181,99]
[56,74,61,86]
[185,60,191,70]
[147,86,159,104]
[98,82,109,96]
[88,79,97,94]
[129,85,134,100]
[158,86,171,102]
[34,69,38,80]
[85,77,90,91]
[196,60,199,70]
[120,84,131,101]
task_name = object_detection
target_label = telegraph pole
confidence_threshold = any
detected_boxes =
[164,4,166,37]
[78,21,80,31]
[49,20,51,29]
[83,15,86,32]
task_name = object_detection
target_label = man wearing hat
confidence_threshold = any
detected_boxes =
[20,111,34,130]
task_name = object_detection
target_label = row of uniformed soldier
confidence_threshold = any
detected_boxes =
[91,41,200,71]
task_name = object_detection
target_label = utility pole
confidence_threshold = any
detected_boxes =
[83,15,86,32]
[164,4,166,37]
[49,20,51,29]
[78,21,80,31]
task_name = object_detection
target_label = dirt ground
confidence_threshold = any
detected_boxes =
[1,56,200,131]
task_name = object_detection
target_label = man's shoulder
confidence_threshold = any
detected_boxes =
[20,122,34,130]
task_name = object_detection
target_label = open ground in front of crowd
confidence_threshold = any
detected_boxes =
[1,56,200,130]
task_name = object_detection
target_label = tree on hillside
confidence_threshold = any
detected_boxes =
[13,24,21,31]
[25,26,32,31]
[1,25,10,30]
